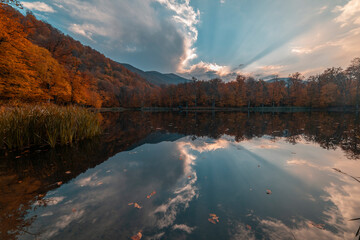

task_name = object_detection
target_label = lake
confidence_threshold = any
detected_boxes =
[1,111,360,240]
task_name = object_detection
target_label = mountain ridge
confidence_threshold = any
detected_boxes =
[120,63,190,86]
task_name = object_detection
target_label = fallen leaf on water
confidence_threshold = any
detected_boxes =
[57,181,63,186]
[208,213,219,224]
[65,171,71,174]
[18,180,23,184]
[15,156,21,159]
[246,225,252,230]
[128,202,142,209]
[131,231,142,240]
[307,221,325,230]
[266,189,272,195]
[147,191,156,199]
[208,218,216,224]
[72,208,77,212]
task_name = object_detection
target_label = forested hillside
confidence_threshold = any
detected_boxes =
[0,4,155,107]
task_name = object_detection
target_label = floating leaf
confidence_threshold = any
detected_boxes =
[147,191,156,199]
[65,171,71,174]
[128,202,142,209]
[208,218,216,224]
[246,225,252,230]
[131,231,142,240]
[15,156,21,159]
[72,208,77,212]
[208,213,219,224]
[266,189,272,195]
[57,181,63,186]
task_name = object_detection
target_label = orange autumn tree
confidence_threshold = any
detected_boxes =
[0,4,72,103]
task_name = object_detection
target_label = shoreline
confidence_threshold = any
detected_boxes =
[92,106,359,113]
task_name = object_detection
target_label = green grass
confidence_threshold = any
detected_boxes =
[0,105,101,149]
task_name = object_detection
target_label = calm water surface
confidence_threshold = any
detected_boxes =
[1,112,360,240]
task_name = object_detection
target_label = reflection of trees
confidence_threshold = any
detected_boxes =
[1,111,360,239]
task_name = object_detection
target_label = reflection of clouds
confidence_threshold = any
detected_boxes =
[20,134,360,239]
[257,144,280,149]
[152,137,228,229]
[322,181,360,237]
[230,222,255,240]
[259,218,343,240]
[153,172,198,228]
[76,172,109,187]
[286,159,319,169]
[232,135,360,239]
[172,224,196,233]
[178,138,230,154]
[35,196,65,206]
[43,210,85,239]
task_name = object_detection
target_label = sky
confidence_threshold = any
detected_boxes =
[20,0,360,81]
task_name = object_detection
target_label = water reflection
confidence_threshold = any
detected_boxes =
[1,112,360,239]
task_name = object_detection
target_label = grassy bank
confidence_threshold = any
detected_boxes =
[0,105,101,150]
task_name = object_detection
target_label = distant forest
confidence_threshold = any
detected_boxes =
[1,4,360,109]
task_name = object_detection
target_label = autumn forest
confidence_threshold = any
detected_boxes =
[1,4,360,109]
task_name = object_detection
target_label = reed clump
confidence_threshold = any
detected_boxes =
[0,105,101,149]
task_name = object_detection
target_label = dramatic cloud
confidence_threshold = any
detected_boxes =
[155,0,200,70]
[334,0,360,27]
[40,0,200,73]
[22,1,55,12]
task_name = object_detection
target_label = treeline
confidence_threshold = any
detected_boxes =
[145,61,360,109]
[0,5,154,107]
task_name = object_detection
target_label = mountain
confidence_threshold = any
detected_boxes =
[121,63,190,86]
[265,77,291,83]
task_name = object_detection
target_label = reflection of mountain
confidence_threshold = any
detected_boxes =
[1,111,360,239]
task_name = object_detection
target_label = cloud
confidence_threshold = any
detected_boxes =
[179,61,242,81]
[334,0,360,27]
[68,23,108,41]
[22,1,56,12]
[49,0,200,72]
[317,5,328,15]
[155,0,200,70]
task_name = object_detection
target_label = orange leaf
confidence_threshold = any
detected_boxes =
[131,231,142,240]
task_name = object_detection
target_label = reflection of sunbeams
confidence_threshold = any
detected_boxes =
[152,137,230,230]
[152,143,198,228]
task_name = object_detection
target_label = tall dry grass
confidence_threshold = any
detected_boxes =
[0,105,101,149]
